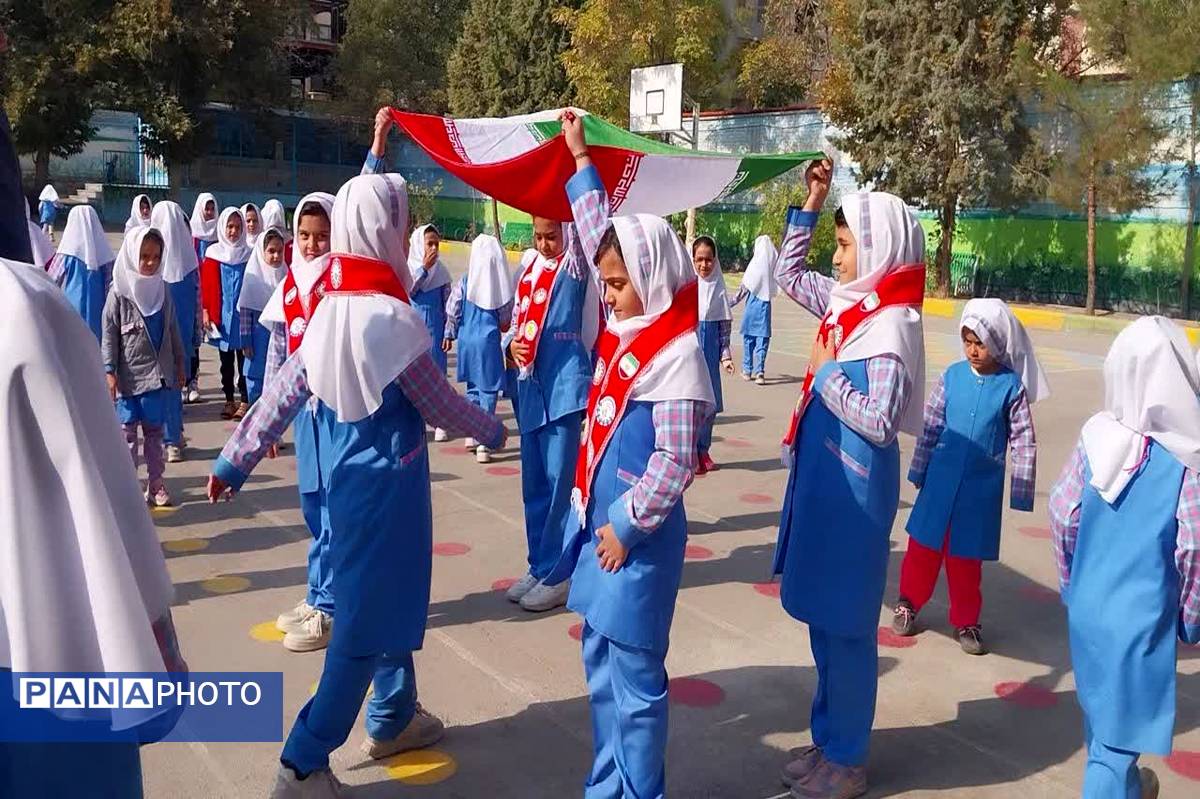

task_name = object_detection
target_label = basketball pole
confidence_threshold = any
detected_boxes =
[684,97,699,247]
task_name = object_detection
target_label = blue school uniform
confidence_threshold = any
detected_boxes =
[209,261,247,351]
[114,311,170,426]
[454,275,507,415]
[740,295,771,375]
[163,270,198,446]
[59,255,112,341]
[548,402,686,798]
[193,238,214,261]
[772,359,899,766]
[38,201,57,227]
[906,362,1025,560]
[411,284,449,373]
[697,320,725,453]
[242,311,273,403]
[294,400,335,616]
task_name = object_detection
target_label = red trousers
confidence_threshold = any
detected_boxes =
[899,532,982,628]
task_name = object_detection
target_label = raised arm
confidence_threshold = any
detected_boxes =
[562,111,610,275]
[776,159,835,318]
[1048,441,1086,595]
[362,107,392,175]
[1175,469,1200,644]
[397,351,505,448]
[1007,387,1037,511]
[908,374,946,487]
[816,353,911,447]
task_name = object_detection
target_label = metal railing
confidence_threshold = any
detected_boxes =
[101,150,168,188]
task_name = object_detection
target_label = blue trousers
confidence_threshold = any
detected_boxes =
[281,646,416,776]
[301,488,335,615]
[809,626,876,767]
[697,405,717,454]
[520,412,583,579]
[466,382,498,416]
[163,387,184,446]
[1083,720,1140,798]
[742,335,769,376]
[582,623,668,799]
[246,375,264,404]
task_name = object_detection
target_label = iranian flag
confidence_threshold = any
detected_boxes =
[389,107,824,222]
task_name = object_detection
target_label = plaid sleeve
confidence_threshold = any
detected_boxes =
[616,399,703,542]
[815,354,909,447]
[499,298,513,332]
[1008,387,1038,511]
[1049,441,1086,593]
[238,309,254,345]
[775,208,832,318]
[908,374,946,485]
[46,254,66,284]
[444,276,465,340]
[397,351,505,448]
[566,164,610,271]
[216,350,312,487]
[718,319,732,361]
[263,322,288,387]
[730,284,747,309]
[1175,469,1200,642]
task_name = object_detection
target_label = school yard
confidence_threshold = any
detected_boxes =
[131,238,1200,798]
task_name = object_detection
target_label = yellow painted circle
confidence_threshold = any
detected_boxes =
[163,538,209,553]
[201,575,251,594]
[150,505,179,516]
[384,749,457,785]
[250,621,286,642]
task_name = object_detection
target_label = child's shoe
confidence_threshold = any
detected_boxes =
[464,436,476,450]
[957,625,987,655]
[276,599,315,634]
[186,382,201,404]
[892,599,917,636]
[233,401,250,420]
[755,373,766,386]
[433,427,448,442]
[361,704,445,759]
[475,445,492,464]
[152,486,171,508]
[698,452,719,473]
[781,745,823,786]
[1139,767,1160,799]
[790,758,867,799]
[519,579,570,612]
[268,765,344,799]
[505,572,540,603]
[283,609,332,652]
[166,445,184,463]
[220,400,237,420]
[741,372,752,381]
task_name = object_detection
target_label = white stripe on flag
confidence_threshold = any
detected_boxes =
[614,156,741,217]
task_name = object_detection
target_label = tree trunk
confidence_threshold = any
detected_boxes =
[934,196,956,299]
[1182,75,1199,319]
[1086,162,1097,315]
[34,145,50,188]
[491,197,502,241]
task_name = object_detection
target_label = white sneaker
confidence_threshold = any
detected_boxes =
[755,373,766,385]
[283,609,332,652]
[741,372,752,381]
[276,599,315,634]
[464,436,476,450]
[268,765,345,799]
[186,383,201,404]
[505,572,540,603]
[519,579,570,612]
[475,445,491,464]
[433,427,448,442]
[361,703,445,759]
[166,445,183,463]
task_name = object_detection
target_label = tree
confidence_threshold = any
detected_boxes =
[335,0,468,119]
[556,0,727,122]
[821,0,1067,297]
[737,0,831,108]
[758,176,838,270]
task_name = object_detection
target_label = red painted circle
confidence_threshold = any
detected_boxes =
[753,581,781,598]
[669,677,725,708]
[723,437,754,449]
[1164,750,1200,781]
[439,445,472,457]
[1019,526,1052,539]
[568,622,583,641]
[739,492,773,504]
[994,681,1058,708]
[492,577,517,592]
[1019,584,1059,604]
[877,627,918,648]
[486,466,520,476]
[684,544,714,560]
[433,542,471,556]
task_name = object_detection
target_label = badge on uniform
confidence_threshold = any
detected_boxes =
[860,291,880,312]
[831,325,844,348]
[618,353,640,380]
[595,396,617,426]
[330,258,343,289]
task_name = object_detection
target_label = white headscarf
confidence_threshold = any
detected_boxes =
[407,223,451,292]
[260,199,287,238]
[240,203,262,245]
[0,258,174,683]
[959,298,1050,403]
[694,237,732,322]
[204,207,251,265]
[740,235,778,302]
[125,194,152,233]
[150,200,200,283]
[466,234,515,310]
[300,174,430,423]
[25,202,54,266]
[606,215,715,404]
[238,228,288,313]
[38,184,59,203]
[262,191,335,326]
[1081,316,1200,504]
[56,205,115,271]
[189,192,218,241]
[112,227,166,317]
[829,192,926,435]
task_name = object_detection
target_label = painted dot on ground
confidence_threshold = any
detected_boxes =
[723,437,754,449]
[385,749,458,785]
[1019,584,1059,604]
[994,681,1058,709]
[249,621,286,643]
[1164,750,1200,781]
[151,505,180,516]
[486,466,520,477]
[433,542,471,556]
[753,581,781,599]
[739,492,773,504]
[439,445,472,457]
[201,575,251,594]
[492,577,518,592]
[163,537,208,553]
[568,622,583,641]
[877,627,918,648]
[684,544,714,560]
[1019,526,1052,539]
[668,677,726,708]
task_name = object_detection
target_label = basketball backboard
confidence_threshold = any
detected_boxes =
[630,63,684,134]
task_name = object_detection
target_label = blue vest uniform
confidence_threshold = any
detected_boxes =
[410,284,448,373]
[455,278,506,394]
[906,362,1023,560]
[739,295,771,338]
[295,400,334,616]
[60,255,112,341]
[209,260,246,351]
[697,320,724,415]
[164,270,199,444]
[242,311,274,403]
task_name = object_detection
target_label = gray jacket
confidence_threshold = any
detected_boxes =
[101,290,185,397]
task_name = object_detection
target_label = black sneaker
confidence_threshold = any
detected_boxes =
[957,625,987,655]
[892,599,917,636]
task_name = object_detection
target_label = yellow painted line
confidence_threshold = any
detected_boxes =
[922,298,958,318]
[200,575,251,594]
[1189,327,1200,347]
[249,621,285,643]
[385,749,458,785]
[163,537,209,553]
[1011,307,1065,332]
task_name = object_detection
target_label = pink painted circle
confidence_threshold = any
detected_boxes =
[722,437,754,449]
[486,466,520,477]
[739,492,773,504]
[668,677,725,708]
[1019,584,1059,604]
[568,622,583,641]
[439,445,472,457]
[492,577,517,592]
[753,581,781,599]
[433,542,471,557]
[1164,750,1200,781]
[877,627,918,648]
[994,681,1058,708]
[684,544,714,560]
[1018,526,1052,539]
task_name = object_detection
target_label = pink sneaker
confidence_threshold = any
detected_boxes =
[698,452,719,473]
[152,486,171,508]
